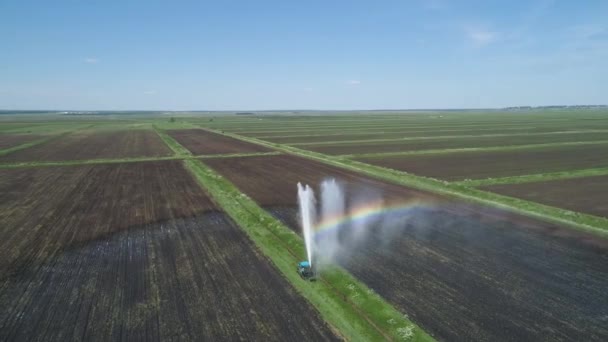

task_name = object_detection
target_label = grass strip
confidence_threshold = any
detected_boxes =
[289,130,608,147]
[338,140,608,158]
[0,156,183,169]
[184,158,434,342]
[250,126,579,140]
[0,124,96,156]
[198,151,282,159]
[454,167,608,187]
[0,152,283,169]
[201,127,608,237]
[153,125,192,156]
[0,137,55,156]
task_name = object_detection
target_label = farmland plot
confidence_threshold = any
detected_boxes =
[205,154,608,342]
[482,175,608,218]
[257,127,600,144]
[0,134,40,150]
[0,161,338,341]
[167,129,271,155]
[355,144,608,181]
[230,120,608,138]
[300,132,608,155]
[0,129,171,162]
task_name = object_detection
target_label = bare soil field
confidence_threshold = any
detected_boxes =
[482,175,608,218]
[0,161,338,341]
[167,129,271,155]
[0,134,40,150]
[356,144,608,181]
[236,121,608,138]
[205,154,608,342]
[302,132,608,155]
[259,127,596,144]
[0,130,171,162]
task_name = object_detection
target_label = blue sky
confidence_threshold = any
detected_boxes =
[1,0,606,110]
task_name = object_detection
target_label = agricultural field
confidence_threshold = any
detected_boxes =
[166,129,271,155]
[354,143,608,181]
[2,109,608,342]
[0,129,172,162]
[294,132,608,155]
[0,161,338,341]
[204,111,608,139]
[0,121,92,134]
[0,134,40,150]
[481,175,608,218]
[254,127,601,144]
[203,153,608,342]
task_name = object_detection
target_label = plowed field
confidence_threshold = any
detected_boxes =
[205,154,608,342]
[0,161,338,341]
[482,175,608,218]
[355,144,608,181]
[167,129,271,155]
[0,130,171,162]
[301,132,608,155]
[0,134,40,150]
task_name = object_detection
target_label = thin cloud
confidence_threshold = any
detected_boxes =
[84,57,99,64]
[468,29,497,46]
[423,0,447,10]
[347,80,362,85]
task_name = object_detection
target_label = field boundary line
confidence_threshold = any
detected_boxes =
[288,130,608,146]
[338,140,608,158]
[454,167,608,187]
[0,152,283,169]
[184,158,434,342]
[156,127,435,341]
[250,126,588,139]
[0,124,96,157]
[0,156,184,168]
[222,122,590,135]
[199,127,608,237]
[198,151,282,159]
[153,125,192,156]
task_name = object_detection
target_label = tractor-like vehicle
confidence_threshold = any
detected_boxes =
[297,261,316,281]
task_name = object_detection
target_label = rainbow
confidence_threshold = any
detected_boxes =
[312,198,436,238]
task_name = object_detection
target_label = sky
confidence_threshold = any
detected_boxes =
[0,0,607,110]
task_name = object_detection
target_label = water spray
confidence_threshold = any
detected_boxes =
[297,178,423,280]
[297,182,316,267]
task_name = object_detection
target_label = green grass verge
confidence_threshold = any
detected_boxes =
[0,156,183,169]
[338,140,608,158]
[151,120,199,130]
[0,124,96,157]
[199,127,608,237]
[184,158,434,341]
[0,137,55,156]
[288,130,608,147]
[153,125,192,156]
[454,167,608,187]
[0,152,284,169]
[198,151,282,159]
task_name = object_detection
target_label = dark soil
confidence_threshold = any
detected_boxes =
[0,130,171,162]
[482,175,608,218]
[167,129,271,155]
[356,144,608,181]
[0,161,339,341]
[205,154,608,342]
[303,132,608,155]
[0,134,40,150]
